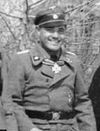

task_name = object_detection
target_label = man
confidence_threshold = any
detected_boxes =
[2,6,96,131]
[0,51,7,131]
[89,66,100,131]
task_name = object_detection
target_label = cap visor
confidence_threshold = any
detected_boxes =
[39,20,66,28]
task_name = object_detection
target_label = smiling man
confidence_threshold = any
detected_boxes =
[2,6,96,131]
[34,6,66,57]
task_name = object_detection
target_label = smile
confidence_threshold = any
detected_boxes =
[48,38,61,43]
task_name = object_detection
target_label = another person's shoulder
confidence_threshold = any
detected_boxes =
[16,45,36,57]
[10,49,30,64]
[12,45,37,61]
[17,49,30,55]
[65,51,79,62]
[66,51,77,57]
[65,51,82,69]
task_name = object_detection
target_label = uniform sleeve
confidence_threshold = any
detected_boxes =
[2,55,36,131]
[74,59,97,131]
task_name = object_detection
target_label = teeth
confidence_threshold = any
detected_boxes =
[48,38,61,43]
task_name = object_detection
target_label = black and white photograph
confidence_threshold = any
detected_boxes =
[0,0,100,131]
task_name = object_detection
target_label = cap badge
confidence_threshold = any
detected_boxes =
[53,14,58,19]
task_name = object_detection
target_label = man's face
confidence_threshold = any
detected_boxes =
[38,26,66,52]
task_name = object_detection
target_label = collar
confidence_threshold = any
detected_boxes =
[30,44,72,67]
[30,43,50,66]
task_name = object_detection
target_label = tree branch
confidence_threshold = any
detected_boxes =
[25,0,29,23]
[0,15,17,40]
[0,11,22,19]
[64,0,95,14]
[29,0,47,9]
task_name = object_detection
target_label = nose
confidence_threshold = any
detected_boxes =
[52,31,59,40]
[53,31,59,37]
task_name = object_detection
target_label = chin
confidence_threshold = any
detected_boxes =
[52,45,61,50]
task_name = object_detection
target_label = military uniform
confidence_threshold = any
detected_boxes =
[2,6,96,131]
[2,44,96,131]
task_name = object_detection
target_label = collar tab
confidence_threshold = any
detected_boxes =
[32,55,43,66]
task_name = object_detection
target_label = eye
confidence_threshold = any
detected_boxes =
[58,27,66,34]
[45,27,54,33]
[45,26,66,34]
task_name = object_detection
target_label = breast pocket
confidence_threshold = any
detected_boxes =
[49,86,74,111]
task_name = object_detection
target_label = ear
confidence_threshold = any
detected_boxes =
[36,25,40,31]
[35,26,41,36]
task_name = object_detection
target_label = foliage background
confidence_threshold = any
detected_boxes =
[0,0,100,88]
